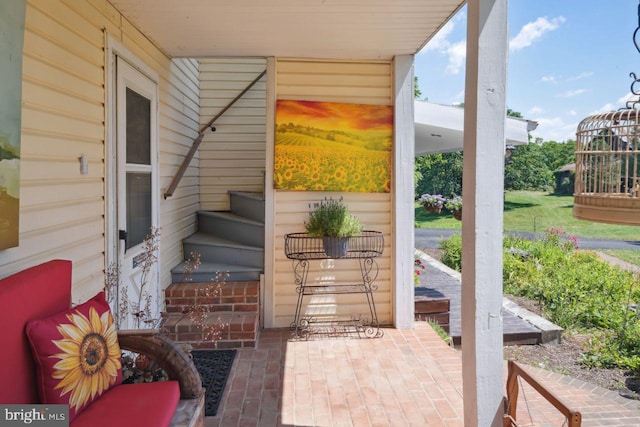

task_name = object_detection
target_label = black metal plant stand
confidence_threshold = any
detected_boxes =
[284,231,384,339]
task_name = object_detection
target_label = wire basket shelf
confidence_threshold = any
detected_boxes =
[284,231,384,260]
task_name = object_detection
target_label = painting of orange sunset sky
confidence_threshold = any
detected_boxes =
[274,100,393,192]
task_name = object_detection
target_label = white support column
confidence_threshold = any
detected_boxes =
[461,0,508,426]
[263,57,276,328]
[393,55,415,329]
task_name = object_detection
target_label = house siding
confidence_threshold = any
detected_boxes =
[271,58,393,328]
[199,58,267,210]
[0,0,200,305]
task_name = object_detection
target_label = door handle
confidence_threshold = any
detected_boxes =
[119,229,128,251]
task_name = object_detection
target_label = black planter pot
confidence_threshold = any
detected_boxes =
[322,236,349,258]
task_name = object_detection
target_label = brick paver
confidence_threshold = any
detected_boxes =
[203,324,640,426]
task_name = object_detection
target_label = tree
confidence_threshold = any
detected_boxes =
[414,76,422,99]
[504,143,554,191]
[541,139,576,171]
[506,108,523,118]
[415,152,463,198]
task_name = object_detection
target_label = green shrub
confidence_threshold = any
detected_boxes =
[440,233,462,271]
[440,228,640,373]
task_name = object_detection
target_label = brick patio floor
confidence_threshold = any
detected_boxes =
[204,324,640,427]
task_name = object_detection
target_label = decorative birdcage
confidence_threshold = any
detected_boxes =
[574,1,640,225]
[574,109,640,225]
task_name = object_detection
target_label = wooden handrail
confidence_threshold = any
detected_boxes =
[504,360,581,427]
[164,69,267,199]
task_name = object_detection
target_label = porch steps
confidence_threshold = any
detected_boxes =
[414,295,450,332]
[165,191,264,349]
[163,281,259,349]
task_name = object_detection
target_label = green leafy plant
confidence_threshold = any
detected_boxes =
[420,194,446,209]
[428,320,451,345]
[304,197,363,237]
[414,256,426,285]
[445,195,462,212]
[440,233,462,271]
[438,227,640,374]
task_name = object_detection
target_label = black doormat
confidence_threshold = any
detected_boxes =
[191,349,237,417]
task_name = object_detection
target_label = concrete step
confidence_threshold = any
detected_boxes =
[165,281,259,314]
[182,232,264,268]
[171,260,262,282]
[229,191,265,223]
[161,311,258,349]
[197,210,264,248]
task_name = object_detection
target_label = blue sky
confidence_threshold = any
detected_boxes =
[415,0,640,143]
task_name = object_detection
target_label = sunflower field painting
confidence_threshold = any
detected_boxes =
[0,0,26,250]
[274,100,393,192]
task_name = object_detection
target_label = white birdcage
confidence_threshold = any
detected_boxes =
[574,109,640,225]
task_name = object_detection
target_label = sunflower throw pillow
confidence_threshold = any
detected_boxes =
[26,292,122,421]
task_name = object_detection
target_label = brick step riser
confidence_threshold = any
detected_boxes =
[164,301,258,314]
[162,312,258,349]
[165,281,259,314]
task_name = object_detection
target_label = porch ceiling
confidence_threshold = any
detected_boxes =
[108,0,465,59]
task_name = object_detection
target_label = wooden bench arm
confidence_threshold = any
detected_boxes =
[117,329,203,399]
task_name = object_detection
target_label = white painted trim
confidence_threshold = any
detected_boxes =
[263,57,276,328]
[392,55,415,329]
[105,34,160,273]
[105,32,117,271]
[105,35,162,321]
[461,0,508,425]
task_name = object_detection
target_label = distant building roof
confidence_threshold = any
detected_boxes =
[555,163,576,173]
[415,101,538,155]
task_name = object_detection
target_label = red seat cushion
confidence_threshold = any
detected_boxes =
[25,292,122,422]
[71,381,180,427]
[0,259,71,404]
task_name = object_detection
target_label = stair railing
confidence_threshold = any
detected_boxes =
[164,69,267,199]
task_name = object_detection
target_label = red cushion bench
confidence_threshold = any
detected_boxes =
[0,260,204,427]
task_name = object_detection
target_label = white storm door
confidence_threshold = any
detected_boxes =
[115,56,159,329]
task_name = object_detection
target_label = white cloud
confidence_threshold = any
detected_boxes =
[556,89,586,98]
[422,19,456,52]
[529,106,544,115]
[510,16,566,51]
[591,92,637,114]
[540,76,557,84]
[452,90,465,104]
[567,71,594,81]
[445,41,467,75]
[567,110,578,117]
[418,12,468,75]
[530,116,579,142]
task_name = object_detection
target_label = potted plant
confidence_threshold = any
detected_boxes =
[420,194,446,214]
[305,197,363,258]
[445,196,462,220]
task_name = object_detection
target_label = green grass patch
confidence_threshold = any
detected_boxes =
[428,320,452,345]
[601,250,640,267]
[415,191,640,241]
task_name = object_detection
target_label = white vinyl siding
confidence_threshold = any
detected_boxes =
[271,58,393,328]
[198,58,267,210]
[0,0,200,304]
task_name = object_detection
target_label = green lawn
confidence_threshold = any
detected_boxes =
[415,190,640,241]
[601,249,640,265]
